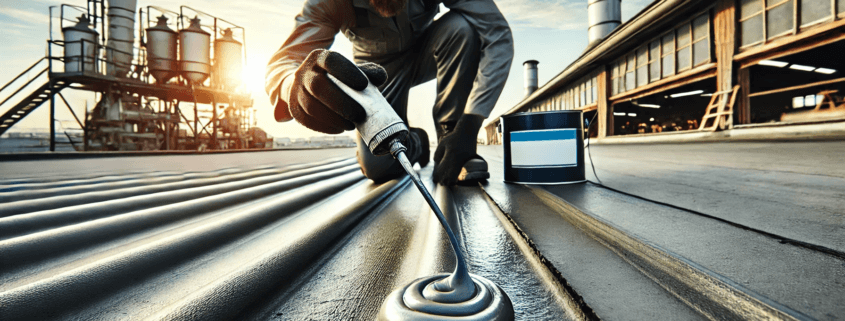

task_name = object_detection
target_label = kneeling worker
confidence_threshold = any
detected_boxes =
[266,0,513,185]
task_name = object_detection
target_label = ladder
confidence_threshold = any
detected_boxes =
[0,58,71,136]
[0,81,71,136]
[699,85,740,132]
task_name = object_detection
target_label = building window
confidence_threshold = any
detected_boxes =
[636,46,649,87]
[676,24,692,71]
[801,0,832,27]
[740,0,765,46]
[649,40,660,82]
[575,86,581,107]
[662,32,675,78]
[611,62,620,96]
[578,83,587,107]
[792,96,805,108]
[591,76,597,102]
[767,0,795,40]
[692,14,711,66]
[607,13,712,96]
[741,0,841,48]
[626,54,636,91]
[614,60,626,95]
[565,90,570,109]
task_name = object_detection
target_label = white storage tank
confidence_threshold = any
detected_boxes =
[105,0,137,77]
[145,15,177,84]
[179,16,211,85]
[214,28,243,89]
[62,15,99,73]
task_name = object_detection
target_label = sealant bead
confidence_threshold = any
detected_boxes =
[377,273,514,321]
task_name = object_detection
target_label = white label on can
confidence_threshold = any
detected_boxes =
[510,128,577,168]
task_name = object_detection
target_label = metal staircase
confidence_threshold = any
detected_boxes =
[0,58,70,136]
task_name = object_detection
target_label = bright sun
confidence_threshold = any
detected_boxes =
[242,63,267,96]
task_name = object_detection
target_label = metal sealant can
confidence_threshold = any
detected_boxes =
[501,110,586,184]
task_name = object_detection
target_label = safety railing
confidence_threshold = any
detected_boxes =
[0,58,48,109]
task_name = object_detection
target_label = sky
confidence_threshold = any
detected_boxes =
[0,0,651,141]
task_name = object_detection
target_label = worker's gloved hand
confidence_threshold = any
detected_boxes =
[433,114,485,185]
[288,49,388,134]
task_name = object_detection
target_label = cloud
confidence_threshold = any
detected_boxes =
[0,6,50,24]
[497,0,585,30]
[496,0,654,31]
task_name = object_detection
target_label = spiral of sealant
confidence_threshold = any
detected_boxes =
[383,146,514,320]
[378,273,514,321]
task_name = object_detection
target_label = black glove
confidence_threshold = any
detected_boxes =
[285,49,388,134]
[433,114,485,185]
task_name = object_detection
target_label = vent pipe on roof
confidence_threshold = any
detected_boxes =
[588,0,621,47]
[523,60,539,98]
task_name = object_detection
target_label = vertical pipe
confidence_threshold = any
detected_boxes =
[212,101,217,149]
[194,98,198,147]
[101,0,106,44]
[83,100,88,151]
[49,80,56,152]
[213,18,218,88]
[523,60,539,98]
[164,100,169,150]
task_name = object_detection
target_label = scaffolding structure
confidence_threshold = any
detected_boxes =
[0,0,268,151]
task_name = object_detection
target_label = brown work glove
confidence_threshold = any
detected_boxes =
[283,49,388,134]
[433,114,485,185]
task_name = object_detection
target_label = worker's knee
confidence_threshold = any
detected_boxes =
[356,137,404,182]
[437,12,479,45]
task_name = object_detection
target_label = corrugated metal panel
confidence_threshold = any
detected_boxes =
[0,150,578,320]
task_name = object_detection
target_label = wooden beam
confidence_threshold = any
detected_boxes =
[738,68,751,124]
[748,77,845,97]
[597,66,609,138]
[579,105,599,112]
[714,0,736,94]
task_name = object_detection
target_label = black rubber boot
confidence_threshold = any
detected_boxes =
[410,127,430,168]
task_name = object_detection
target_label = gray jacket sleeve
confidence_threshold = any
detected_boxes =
[444,0,514,118]
[265,0,349,122]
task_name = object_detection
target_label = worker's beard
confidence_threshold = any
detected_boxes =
[370,0,407,17]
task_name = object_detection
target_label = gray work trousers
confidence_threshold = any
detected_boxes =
[356,11,481,181]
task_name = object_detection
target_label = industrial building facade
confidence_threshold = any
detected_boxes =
[486,0,845,144]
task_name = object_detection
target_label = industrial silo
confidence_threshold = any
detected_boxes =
[179,16,211,85]
[213,28,243,90]
[105,0,137,77]
[145,15,177,84]
[62,15,99,73]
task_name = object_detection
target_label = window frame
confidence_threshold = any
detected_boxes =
[676,22,693,72]
[691,13,712,67]
[799,0,835,28]
[739,0,766,47]
[765,0,795,40]
[661,31,676,78]
[636,46,649,87]
[649,40,661,82]
[739,0,842,50]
